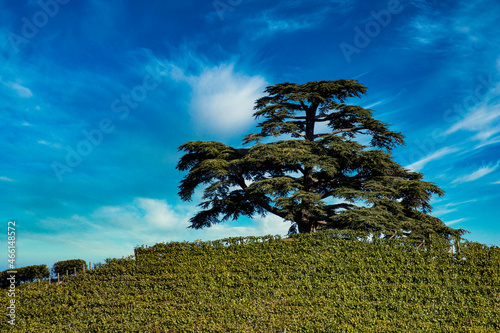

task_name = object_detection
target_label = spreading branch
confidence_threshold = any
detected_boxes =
[314,127,362,139]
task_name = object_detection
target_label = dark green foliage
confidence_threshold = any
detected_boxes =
[0,270,12,288]
[1,265,50,287]
[20,265,50,283]
[2,233,499,332]
[52,259,86,276]
[178,80,465,240]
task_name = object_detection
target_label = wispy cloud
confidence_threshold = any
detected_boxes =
[37,140,62,149]
[405,146,459,171]
[352,69,375,80]
[453,162,500,184]
[0,176,14,182]
[262,17,315,35]
[235,1,353,41]
[445,218,468,226]
[409,0,437,10]
[2,81,33,98]
[404,1,500,51]
[407,15,445,46]
[445,100,500,140]
[433,199,477,217]
[362,89,406,109]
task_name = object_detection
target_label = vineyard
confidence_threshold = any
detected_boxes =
[1,230,500,332]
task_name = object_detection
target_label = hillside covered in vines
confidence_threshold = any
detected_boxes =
[2,230,499,332]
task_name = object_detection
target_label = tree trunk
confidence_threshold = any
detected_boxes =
[297,101,319,234]
[297,220,319,234]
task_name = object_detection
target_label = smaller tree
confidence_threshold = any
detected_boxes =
[52,259,87,276]
[0,265,50,287]
[22,264,51,283]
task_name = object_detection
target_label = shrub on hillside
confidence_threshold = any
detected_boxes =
[19,264,50,283]
[52,259,86,276]
[0,264,50,288]
[0,269,15,288]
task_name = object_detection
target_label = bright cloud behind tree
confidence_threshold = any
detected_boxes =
[1,0,499,270]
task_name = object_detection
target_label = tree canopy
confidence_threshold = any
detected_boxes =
[177,80,465,242]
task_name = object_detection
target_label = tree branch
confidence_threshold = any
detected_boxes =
[291,130,306,138]
[235,174,290,221]
[299,101,309,112]
[314,127,363,138]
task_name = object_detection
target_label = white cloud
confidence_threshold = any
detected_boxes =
[187,63,267,136]
[241,2,348,40]
[23,198,291,269]
[129,197,289,240]
[445,103,500,138]
[251,17,316,40]
[404,1,500,57]
[407,15,444,45]
[266,18,312,34]
[445,218,467,226]
[362,89,406,109]
[409,0,436,10]
[405,146,459,171]
[124,49,268,136]
[34,197,291,261]
[3,81,33,98]
[453,162,500,184]
[0,176,14,182]
[472,127,500,143]
[134,198,191,230]
[37,140,62,149]
[433,199,476,217]
[433,207,457,216]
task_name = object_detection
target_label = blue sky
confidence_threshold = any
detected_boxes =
[1,0,499,271]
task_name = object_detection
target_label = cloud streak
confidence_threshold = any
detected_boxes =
[2,81,33,98]
[445,95,500,141]
[0,176,15,182]
[453,162,500,184]
[445,218,467,226]
[405,146,459,172]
